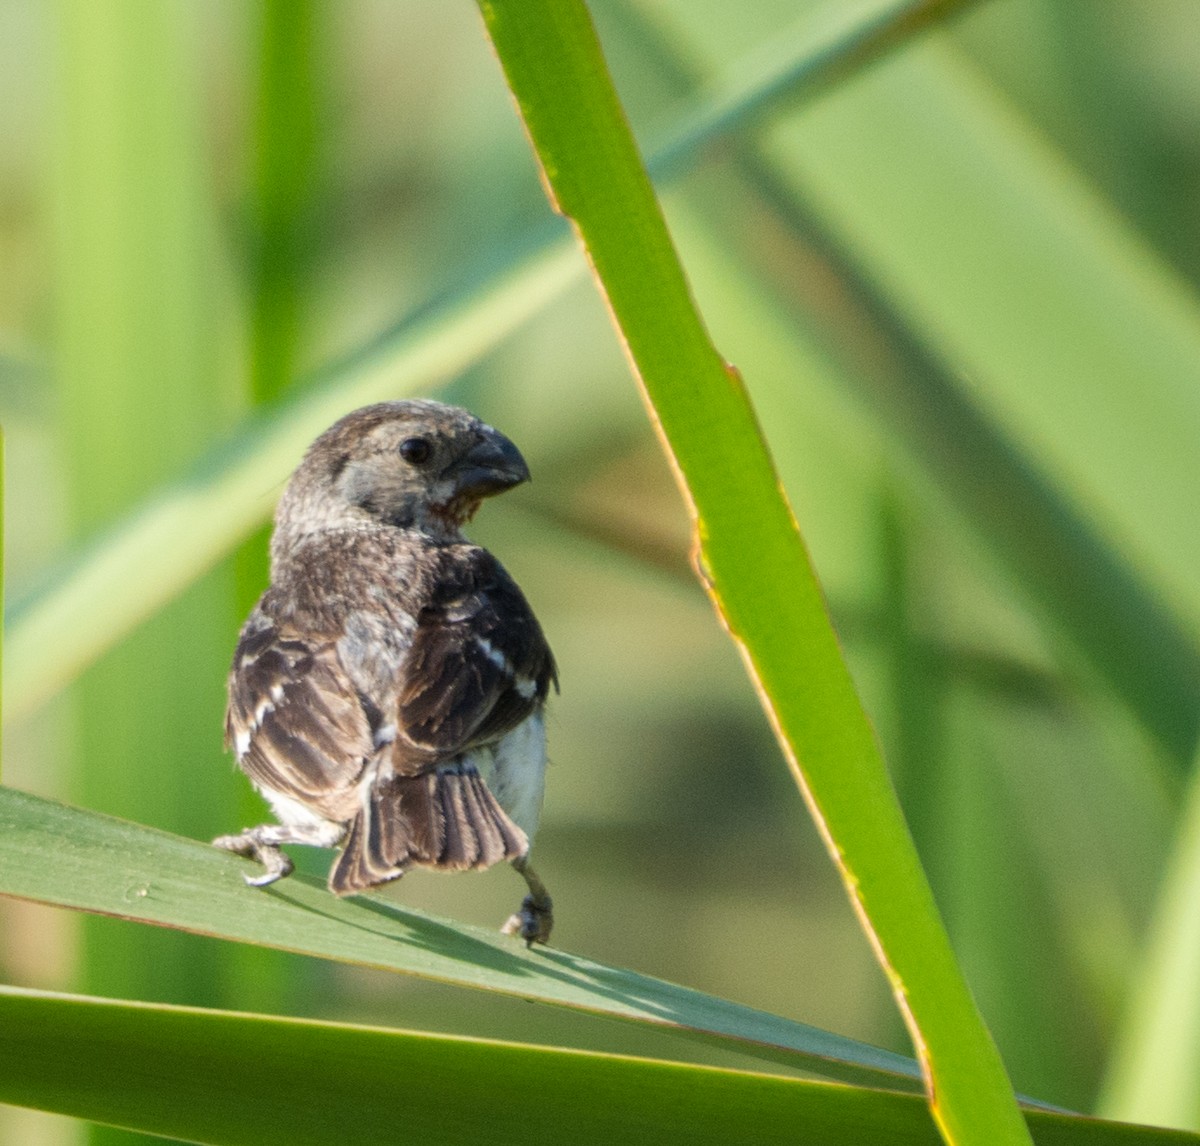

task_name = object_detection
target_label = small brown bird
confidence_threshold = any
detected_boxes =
[213,399,557,943]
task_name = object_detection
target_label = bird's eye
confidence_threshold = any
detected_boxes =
[399,437,432,465]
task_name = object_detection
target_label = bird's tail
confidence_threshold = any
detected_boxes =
[329,765,528,896]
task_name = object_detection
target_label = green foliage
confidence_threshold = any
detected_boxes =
[0,987,935,1146]
[0,786,923,1090]
[5,985,1199,1146]
[3,0,1200,1142]
[2,790,1195,1145]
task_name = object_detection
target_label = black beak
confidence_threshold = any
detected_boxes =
[452,431,531,500]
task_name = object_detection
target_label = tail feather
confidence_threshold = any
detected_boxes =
[329,812,386,894]
[436,774,469,870]
[444,769,526,868]
[456,773,506,866]
[387,772,440,860]
[329,766,527,896]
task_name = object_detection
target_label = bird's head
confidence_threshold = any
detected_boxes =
[275,400,530,545]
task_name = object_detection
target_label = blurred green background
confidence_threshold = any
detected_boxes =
[4,0,1200,1141]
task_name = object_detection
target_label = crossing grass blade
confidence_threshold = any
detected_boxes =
[1100,761,1200,1131]
[0,986,928,1146]
[473,1,1030,1143]
[2,985,1197,1146]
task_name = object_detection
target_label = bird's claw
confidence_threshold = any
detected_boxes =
[502,893,553,947]
[243,855,293,887]
[213,832,294,887]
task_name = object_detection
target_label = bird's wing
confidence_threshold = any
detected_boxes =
[393,549,556,770]
[226,614,375,816]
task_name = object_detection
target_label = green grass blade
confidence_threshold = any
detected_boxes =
[239,0,328,601]
[770,40,1200,704]
[1100,759,1200,1131]
[0,987,928,1146]
[0,784,922,1090]
[473,3,1028,1144]
[4,0,970,727]
[0,423,4,784]
[246,0,325,407]
[2,984,1190,1146]
[649,0,971,181]
[730,160,1200,765]
[607,0,1200,767]
[2,987,1196,1146]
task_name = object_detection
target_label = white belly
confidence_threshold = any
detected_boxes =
[473,713,547,843]
[256,784,345,846]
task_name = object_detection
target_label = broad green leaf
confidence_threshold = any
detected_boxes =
[719,153,1200,765]
[473,2,1027,1144]
[610,0,1200,767]
[0,784,920,1090]
[4,986,1193,1146]
[0,987,931,1146]
[4,0,969,725]
[768,40,1200,739]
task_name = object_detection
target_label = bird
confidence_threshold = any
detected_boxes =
[212,399,557,944]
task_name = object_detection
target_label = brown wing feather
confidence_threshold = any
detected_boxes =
[394,549,555,771]
[226,616,374,820]
[227,547,551,894]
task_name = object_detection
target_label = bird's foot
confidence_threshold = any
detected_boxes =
[212,830,295,888]
[502,893,554,947]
